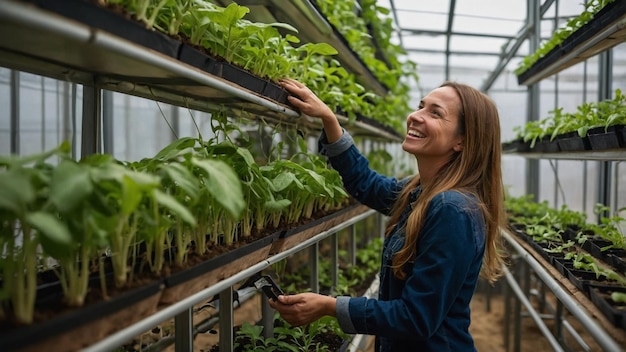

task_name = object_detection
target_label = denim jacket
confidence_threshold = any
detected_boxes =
[320,130,486,352]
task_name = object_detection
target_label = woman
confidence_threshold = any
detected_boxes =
[269,78,506,352]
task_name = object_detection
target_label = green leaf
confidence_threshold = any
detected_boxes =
[191,158,244,219]
[0,168,35,213]
[297,42,338,56]
[264,198,291,212]
[50,160,93,213]
[161,162,199,197]
[263,22,298,33]
[153,189,196,225]
[271,172,300,192]
[121,176,144,216]
[25,211,72,253]
[154,137,197,160]
[222,3,250,27]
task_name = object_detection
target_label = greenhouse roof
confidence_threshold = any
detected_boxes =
[380,0,605,91]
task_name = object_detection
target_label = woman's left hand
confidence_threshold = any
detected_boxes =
[268,292,337,327]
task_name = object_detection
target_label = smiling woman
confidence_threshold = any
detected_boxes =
[265,78,506,352]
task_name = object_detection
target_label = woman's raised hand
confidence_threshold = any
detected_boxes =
[279,78,336,121]
[279,78,343,143]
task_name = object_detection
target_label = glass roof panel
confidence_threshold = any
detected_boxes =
[385,0,531,87]
[453,0,526,36]
[402,34,447,52]
[395,9,448,32]
[383,0,626,92]
[449,35,509,55]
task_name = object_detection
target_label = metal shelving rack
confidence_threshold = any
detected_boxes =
[501,1,626,351]
[502,231,624,352]
[0,0,402,149]
[517,0,626,86]
[501,148,626,350]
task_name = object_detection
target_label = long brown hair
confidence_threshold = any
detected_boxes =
[385,81,506,284]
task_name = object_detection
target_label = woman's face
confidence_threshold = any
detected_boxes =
[402,86,464,161]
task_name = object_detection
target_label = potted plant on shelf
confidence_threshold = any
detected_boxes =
[505,88,626,153]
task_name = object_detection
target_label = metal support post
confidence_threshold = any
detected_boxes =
[102,90,114,155]
[555,300,564,345]
[174,308,193,352]
[330,233,338,292]
[503,277,511,351]
[513,261,522,352]
[348,224,356,266]
[81,85,101,158]
[219,286,234,352]
[597,50,613,219]
[525,0,541,200]
[309,243,319,293]
[10,70,19,155]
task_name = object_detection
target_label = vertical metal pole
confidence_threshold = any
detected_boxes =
[513,271,522,352]
[582,56,589,214]
[555,300,564,345]
[526,0,541,201]
[597,50,613,219]
[102,90,114,155]
[10,70,19,155]
[174,308,193,352]
[71,83,78,159]
[309,243,319,293]
[81,85,101,158]
[60,81,72,155]
[552,0,560,208]
[348,224,356,266]
[613,162,621,211]
[41,77,45,150]
[330,233,338,293]
[219,286,234,352]
[171,105,180,141]
[504,277,511,351]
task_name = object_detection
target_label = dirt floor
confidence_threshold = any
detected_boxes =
[147,287,611,352]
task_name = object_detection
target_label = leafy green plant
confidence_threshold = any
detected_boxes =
[515,0,615,76]
[105,0,412,136]
[508,88,626,146]
[523,214,565,249]
[233,314,348,352]
[565,251,626,286]
[0,143,73,323]
[130,138,200,271]
[580,204,626,251]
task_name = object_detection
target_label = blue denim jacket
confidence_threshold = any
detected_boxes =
[321,130,486,352]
